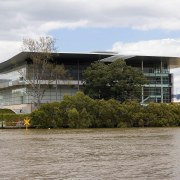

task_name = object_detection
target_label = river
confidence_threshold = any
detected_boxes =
[0,128,180,179]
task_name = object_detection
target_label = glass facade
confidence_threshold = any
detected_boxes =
[142,59,172,103]
[0,60,87,106]
[0,65,27,106]
[125,56,172,103]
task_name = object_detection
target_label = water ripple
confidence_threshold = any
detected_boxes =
[0,128,180,179]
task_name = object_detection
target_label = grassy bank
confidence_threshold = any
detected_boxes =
[0,109,28,127]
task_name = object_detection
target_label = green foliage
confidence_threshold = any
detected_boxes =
[0,108,28,127]
[144,103,180,127]
[118,101,145,127]
[91,99,120,128]
[30,102,62,128]
[61,91,95,128]
[30,92,180,128]
[79,108,92,128]
[83,59,147,102]
[67,108,79,128]
[0,109,15,114]
[0,114,27,126]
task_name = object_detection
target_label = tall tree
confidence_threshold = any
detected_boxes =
[83,59,147,102]
[19,36,67,109]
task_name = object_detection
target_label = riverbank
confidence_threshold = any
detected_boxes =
[2,92,180,129]
[30,92,180,128]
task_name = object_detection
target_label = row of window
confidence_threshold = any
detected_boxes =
[146,76,171,85]
[0,87,78,105]
[143,68,169,74]
[143,87,171,103]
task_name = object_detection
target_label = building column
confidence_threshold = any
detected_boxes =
[141,58,144,103]
[77,59,80,91]
[160,58,163,103]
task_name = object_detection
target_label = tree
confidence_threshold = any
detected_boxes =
[83,59,147,102]
[19,36,68,109]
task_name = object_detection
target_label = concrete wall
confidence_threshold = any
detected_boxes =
[2,104,32,114]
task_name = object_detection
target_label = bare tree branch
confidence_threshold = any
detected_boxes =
[17,36,68,109]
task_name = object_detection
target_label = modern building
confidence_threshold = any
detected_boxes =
[0,52,180,113]
[101,54,180,104]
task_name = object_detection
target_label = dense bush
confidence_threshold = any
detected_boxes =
[0,114,28,126]
[0,109,15,114]
[30,102,61,128]
[0,108,27,127]
[30,91,180,128]
[30,92,95,128]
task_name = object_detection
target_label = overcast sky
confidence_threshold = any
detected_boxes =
[1,0,180,92]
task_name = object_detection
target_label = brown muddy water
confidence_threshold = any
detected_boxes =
[0,128,180,180]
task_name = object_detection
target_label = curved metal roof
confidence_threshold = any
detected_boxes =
[0,51,114,71]
[1,52,180,71]
[100,54,180,68]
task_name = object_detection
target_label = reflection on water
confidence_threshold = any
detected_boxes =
[0,128,180,179]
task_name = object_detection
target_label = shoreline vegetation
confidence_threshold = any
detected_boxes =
[1,92,180,129]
